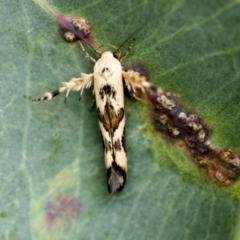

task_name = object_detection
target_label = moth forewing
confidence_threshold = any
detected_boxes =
[93,51,127,193]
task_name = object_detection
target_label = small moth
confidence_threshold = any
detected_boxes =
[33,33,151,193]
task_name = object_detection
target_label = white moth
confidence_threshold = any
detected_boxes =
[94,51,127,193]
[33,41,150,193]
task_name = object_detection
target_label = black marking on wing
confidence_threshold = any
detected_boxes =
[107,161,126,194]
[114,139,122,151]
[121,127,126,151]
[99,84,116,100]
[102,137,112,152]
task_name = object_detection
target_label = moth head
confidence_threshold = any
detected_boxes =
[99,51,118,60]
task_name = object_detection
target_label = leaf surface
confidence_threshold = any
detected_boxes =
[1,0,240,239]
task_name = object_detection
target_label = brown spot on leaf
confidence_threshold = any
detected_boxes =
[146,87,240,185]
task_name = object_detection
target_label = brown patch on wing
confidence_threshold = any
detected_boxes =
[98,101,124,137]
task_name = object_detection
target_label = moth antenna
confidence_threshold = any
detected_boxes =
[105,44,119,50]
[113,20,145,55]
[113,28,138,55]
[113,8,151,59]
[120,37,135,62]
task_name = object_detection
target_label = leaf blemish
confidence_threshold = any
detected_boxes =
[45,193,81,227]
[147,88,240,185]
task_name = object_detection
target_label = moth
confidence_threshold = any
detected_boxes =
[32,18,151,193]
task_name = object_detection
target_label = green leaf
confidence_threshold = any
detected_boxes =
[1,0,240,239]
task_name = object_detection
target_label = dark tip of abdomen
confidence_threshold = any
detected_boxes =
[107,162,126,194]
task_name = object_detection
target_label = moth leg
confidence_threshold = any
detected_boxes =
[78,41,96,63]
[32,73,94,102]
[89,97,95,111]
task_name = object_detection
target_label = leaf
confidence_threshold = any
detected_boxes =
[1,0,240,239]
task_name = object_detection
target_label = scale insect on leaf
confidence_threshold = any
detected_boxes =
[32,18,151,194]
